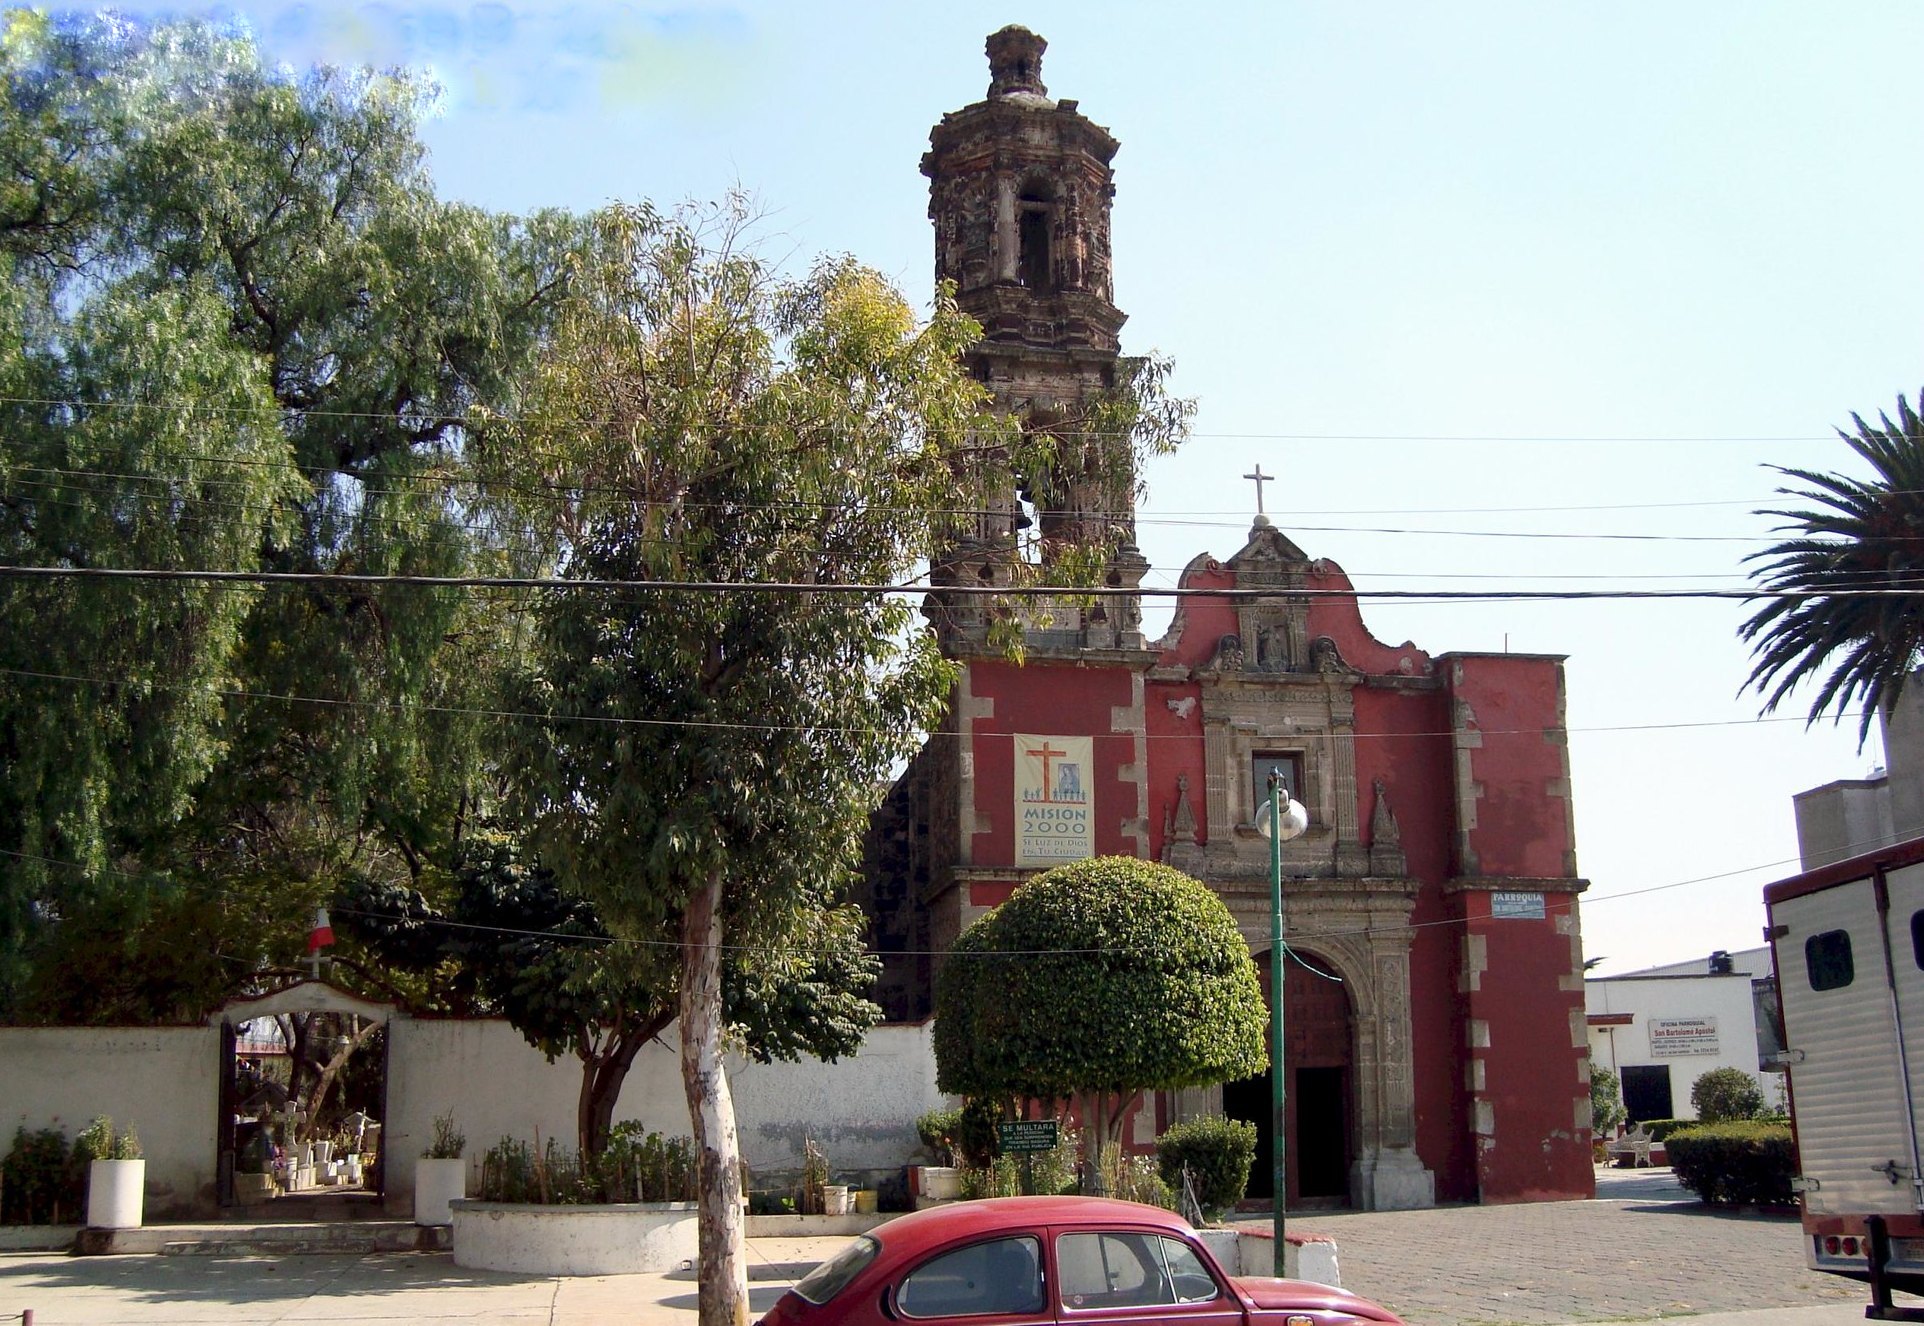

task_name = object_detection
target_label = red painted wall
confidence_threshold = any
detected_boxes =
[1444,654,1572,880]
[1457,888,1593,1202]
[964,659,1140,869]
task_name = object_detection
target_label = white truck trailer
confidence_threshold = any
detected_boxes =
[1767,836,1924,1319]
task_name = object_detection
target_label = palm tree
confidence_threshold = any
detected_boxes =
[1741,391,1924,749]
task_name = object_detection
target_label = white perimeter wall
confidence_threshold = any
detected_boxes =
[3,1016,944,1218]
[1586,975,1771,1120]
[0,1026,218,1216]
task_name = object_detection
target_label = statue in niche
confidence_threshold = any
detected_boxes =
[1212,633,1244,672]
[1312,636,1345,673]
[1256,624,1288,670]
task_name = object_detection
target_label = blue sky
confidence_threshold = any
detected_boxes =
[82,0,1924,973]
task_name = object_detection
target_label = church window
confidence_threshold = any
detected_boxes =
[1251,752,1305,821]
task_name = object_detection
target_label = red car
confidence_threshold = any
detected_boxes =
[757,1195,1403,1326]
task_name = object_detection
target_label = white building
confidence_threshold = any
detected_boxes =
[1585,947,1778,1123]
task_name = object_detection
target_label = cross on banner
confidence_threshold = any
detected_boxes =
[1243,464,1272,516]
[1026,741,1068,798]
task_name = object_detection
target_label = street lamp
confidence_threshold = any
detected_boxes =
[1255,769,1309,1275]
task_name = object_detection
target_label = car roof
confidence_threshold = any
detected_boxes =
[871,1195,1192,1256]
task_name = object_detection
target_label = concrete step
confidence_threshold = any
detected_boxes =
[75,1221,450,1256]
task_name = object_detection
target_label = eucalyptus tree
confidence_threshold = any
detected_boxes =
[1741,391,1924,748]
[485,199,994,1326]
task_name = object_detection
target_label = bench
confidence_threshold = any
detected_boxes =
[1605,1125,1654,1167]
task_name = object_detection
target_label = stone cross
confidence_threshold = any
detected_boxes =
[1243,464,1272,516]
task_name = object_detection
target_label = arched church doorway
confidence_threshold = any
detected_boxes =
[1221,947,1354,1207]
[213,983,391,1211]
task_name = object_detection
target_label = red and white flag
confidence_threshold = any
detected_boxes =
[307,907,335,954]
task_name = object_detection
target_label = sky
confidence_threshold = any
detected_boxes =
[81,0,1924,975]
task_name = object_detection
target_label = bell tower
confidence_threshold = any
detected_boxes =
[922,26,1150,656]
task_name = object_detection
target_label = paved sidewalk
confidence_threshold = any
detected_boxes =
[4,1169,1915,1326]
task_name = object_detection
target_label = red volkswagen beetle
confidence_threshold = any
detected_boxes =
[757,1196,1403,1326]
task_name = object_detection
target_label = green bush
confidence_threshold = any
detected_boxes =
[1666,1121,1795,1206]
[1635,1118,1693,1142]
[1,1126,85,1224]
[1590,1066,1626,1135]
[1156,1116,1257,1221]
[76,1115,141,1161]
[915,1108,961,1165]
[1691,1068,1766,1123]
[954,1098,1002,1170]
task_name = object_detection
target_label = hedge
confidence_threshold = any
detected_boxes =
[1664,1121,1795,1206]
[1156,1116,1257,1221]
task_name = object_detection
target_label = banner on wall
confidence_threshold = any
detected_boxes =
[1014,734,1094,866]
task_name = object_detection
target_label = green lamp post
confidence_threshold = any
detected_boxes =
[1256,768,1309,1275]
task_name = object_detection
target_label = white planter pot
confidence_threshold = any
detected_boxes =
[916,1166,961,1200]
[87,1158,145,1229]
[451,1201,697,1275]
[822,1185,851,1215]
[415,1157,468,1226]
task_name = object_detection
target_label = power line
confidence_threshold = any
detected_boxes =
[0,663,1846,741]
[0,563,1916,601]
[0,392,1865,445]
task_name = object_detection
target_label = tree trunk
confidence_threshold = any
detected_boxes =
[680,871,747,1326]
[576,1016,668,1161]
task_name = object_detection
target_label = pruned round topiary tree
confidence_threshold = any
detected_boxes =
[933,855,1268,1193]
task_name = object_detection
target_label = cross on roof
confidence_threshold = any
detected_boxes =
[1243,464,1272,516]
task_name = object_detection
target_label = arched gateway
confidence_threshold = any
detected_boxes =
[210,981,392,1209]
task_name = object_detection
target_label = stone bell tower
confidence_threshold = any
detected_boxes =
[922,26,1150,657]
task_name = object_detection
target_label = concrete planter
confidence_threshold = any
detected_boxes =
[451,1200,697,1275]
[414,1157,468,1226]
[912,1166,960,1200]
[86,1158,145,1229]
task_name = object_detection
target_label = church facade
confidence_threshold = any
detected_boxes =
[859,27,1594,1208]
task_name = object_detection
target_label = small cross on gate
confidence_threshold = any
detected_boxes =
[1243,464,1272,516]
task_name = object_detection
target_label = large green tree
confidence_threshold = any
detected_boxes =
[933,855,1269,1193]
[1742,391,1924,748]
[0,12,566,1015]
[485,199,995,1326]
[340,834,882,1160]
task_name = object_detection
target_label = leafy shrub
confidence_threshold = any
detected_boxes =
[915,1108,961,1165]
[1590,1066,1626,1135]
[599,1122,697,1203]
[1634,1118,1694,1143]
[476,1127,696,1205]
[954,1097,1002,1170]
[1666,1121,1795,1206]
[76,1116,140,1161]
[1156,1116,1257,1221]
[1692,1068,1766,1123]
[1,1127,85,1224]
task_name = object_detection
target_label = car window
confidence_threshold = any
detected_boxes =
[897,1235,1044,1319]
[1159,1236,1222,1304]
[795,1236,880,1306]
[1058,1231,1176,1311]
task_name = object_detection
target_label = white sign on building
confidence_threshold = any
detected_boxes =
[1649,1016,1719,1057]
[1014,734,1093,866]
